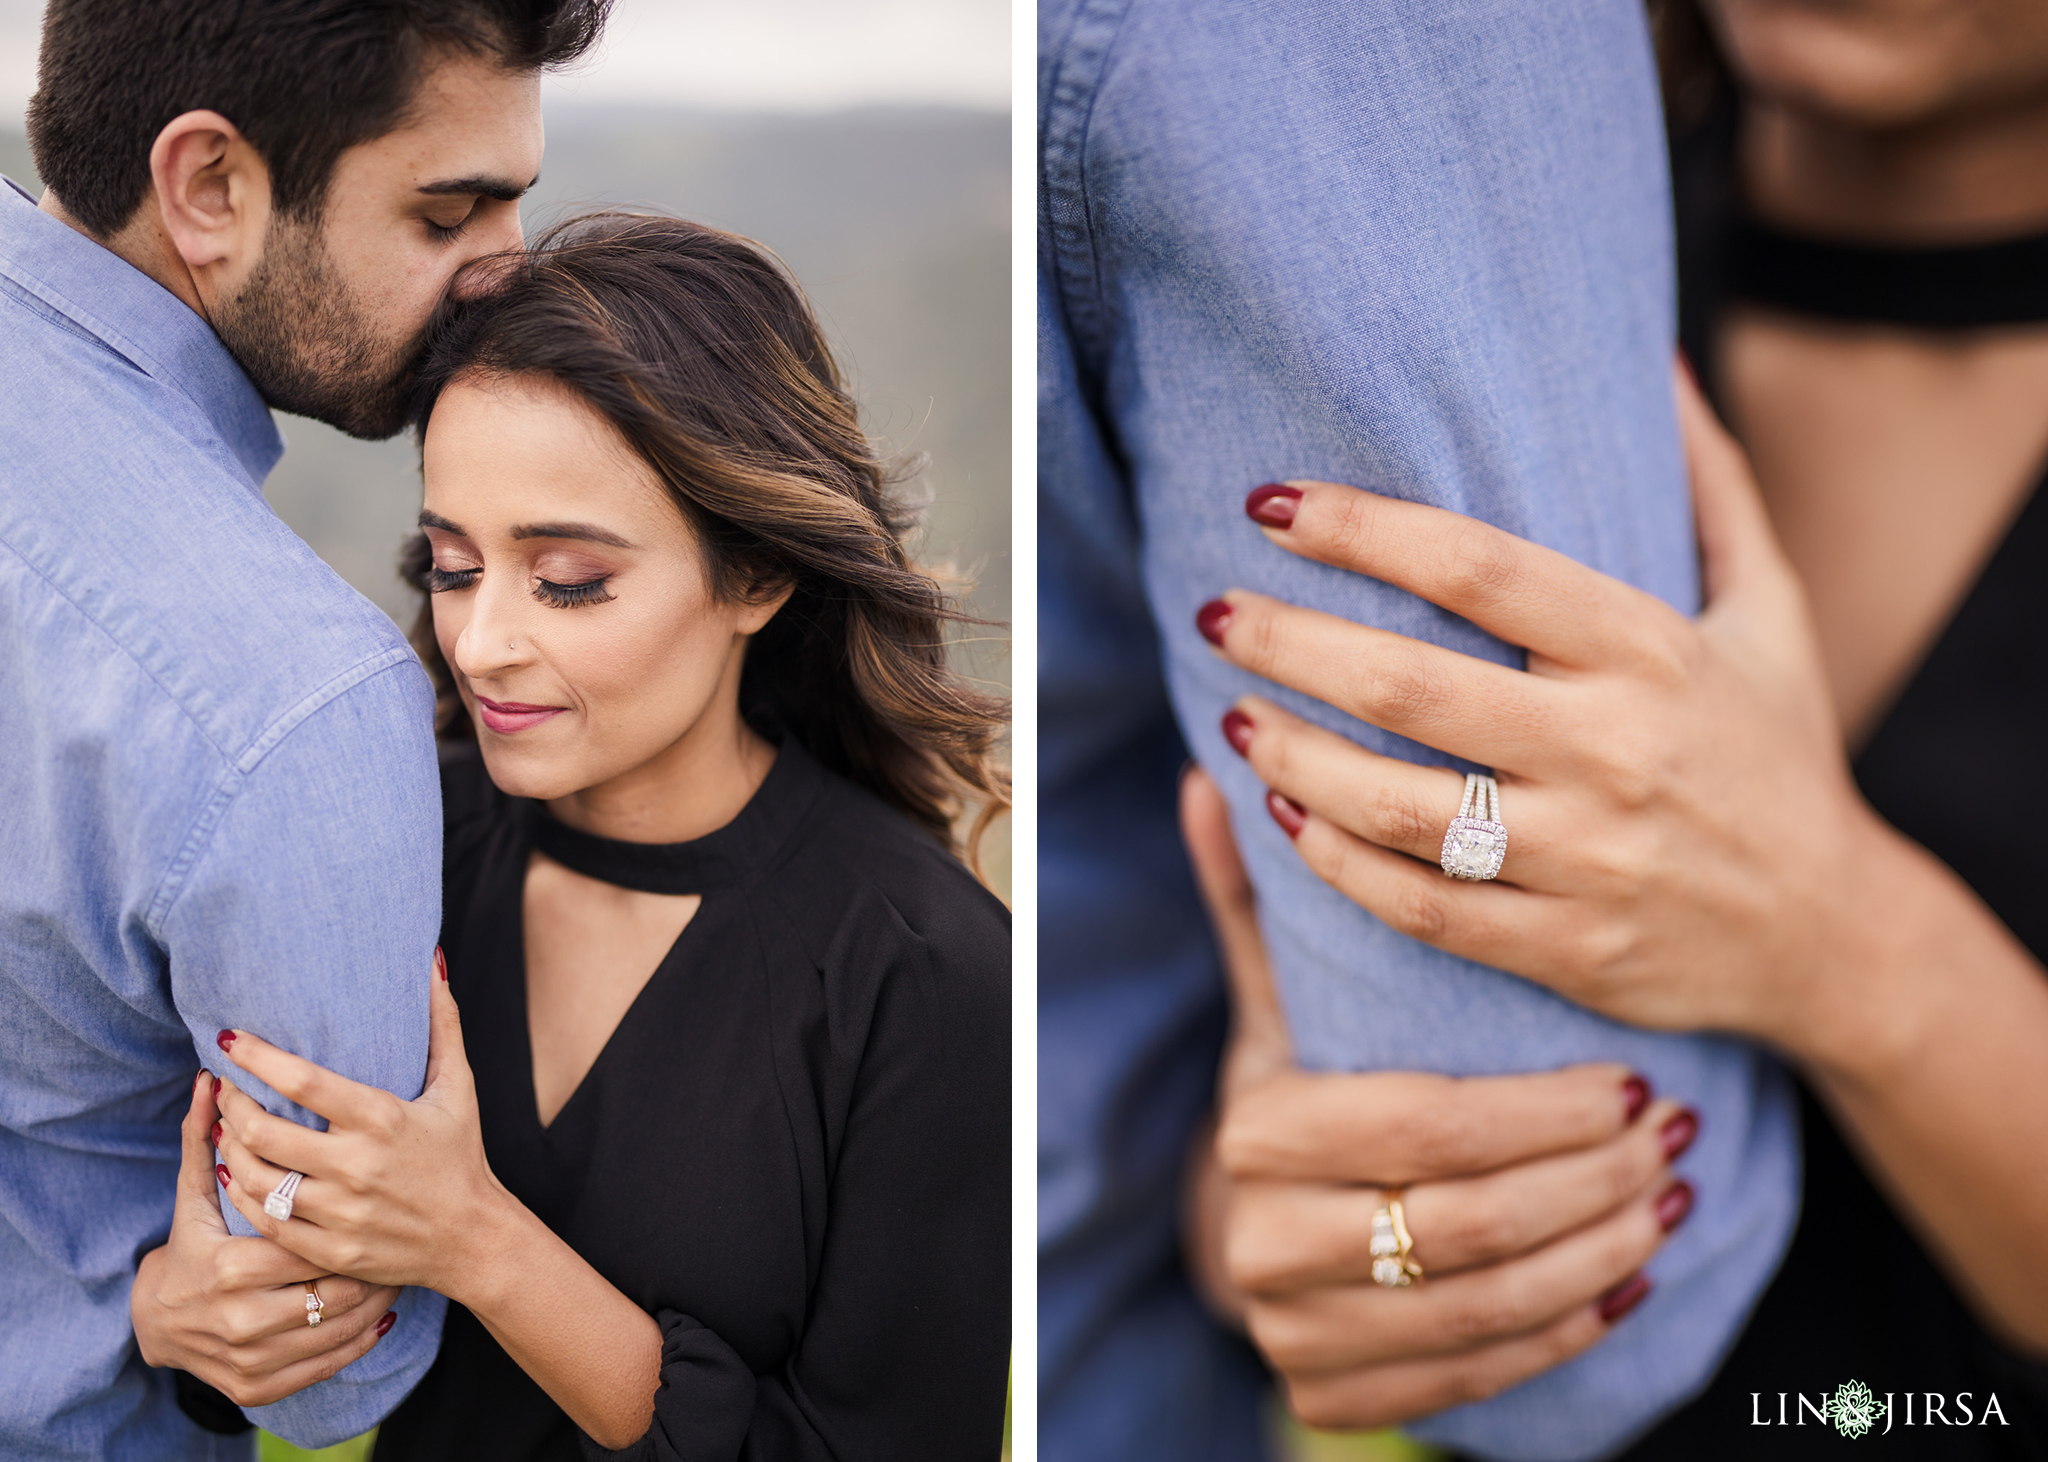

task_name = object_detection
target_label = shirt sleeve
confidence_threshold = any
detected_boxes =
[155,654,448,1448]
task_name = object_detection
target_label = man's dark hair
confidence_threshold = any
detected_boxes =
[27,0,609,238]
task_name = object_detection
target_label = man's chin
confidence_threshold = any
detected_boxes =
[260,370,415,441]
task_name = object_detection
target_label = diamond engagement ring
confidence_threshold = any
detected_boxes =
[305,1281,325,1328]
[264,1169,305,1222]
[1440,772,1508,881]
[1370,1195,1424,1287]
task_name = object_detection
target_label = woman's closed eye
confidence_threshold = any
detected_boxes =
[425,565,480,593]
[534,575,615,608]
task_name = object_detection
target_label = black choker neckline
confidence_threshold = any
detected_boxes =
[1726,216,2048,330]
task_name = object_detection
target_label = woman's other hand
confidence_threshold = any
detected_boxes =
[213,951,510,1301]
[1180,769,1696,1430]
[1198,366,1905,1061]
[132,1069,399,1407]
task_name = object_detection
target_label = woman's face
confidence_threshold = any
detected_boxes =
[1702,0,2048,126]
[419,374,783,802]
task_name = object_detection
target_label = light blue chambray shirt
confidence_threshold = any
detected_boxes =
[0,178,446,1458]
[1040,3,1799,1459]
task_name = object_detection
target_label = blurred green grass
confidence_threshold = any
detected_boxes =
[1278,1411,1447,1462]
[258,1433,374,1462]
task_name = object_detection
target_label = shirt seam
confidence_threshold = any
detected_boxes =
[1040,0,1137,388]
[144,650,420,935]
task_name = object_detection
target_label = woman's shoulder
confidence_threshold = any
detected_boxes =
[760,751,1009,983]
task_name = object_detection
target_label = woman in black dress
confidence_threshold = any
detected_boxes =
[1181,2,2048,1454]
[169,214,1009,1457]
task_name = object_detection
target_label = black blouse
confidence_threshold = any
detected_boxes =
[1603,106,2048,1458]
[371,739,1010,1461]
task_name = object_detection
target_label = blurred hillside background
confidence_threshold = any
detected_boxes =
[0,0,1010,883]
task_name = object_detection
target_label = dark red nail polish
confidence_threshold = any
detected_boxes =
[376,1311,397,1337]
[211,1122,222,1146]
[1656,1179,1695,1233]
[1622,1075,1651,1123]
[1245,483,1302,529]
[1597,1273,1652,1324]
[1660,1108,1700,1161]
[215,1163,230,1187]
[1196,599,1234,648]
[211,1077,221,1098]
[215,1030,236,1052]
[435,946,447,981]
[1677,348,1700,392]
[1222,708,1254,757]
[1266,790,1306,839]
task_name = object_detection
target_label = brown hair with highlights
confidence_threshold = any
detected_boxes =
[400,211,1009,869]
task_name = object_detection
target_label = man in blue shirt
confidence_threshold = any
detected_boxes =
[0,2,605,1454]
[1039,2,1798,1458]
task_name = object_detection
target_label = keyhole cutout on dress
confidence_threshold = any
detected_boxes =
[522,848,701,1128]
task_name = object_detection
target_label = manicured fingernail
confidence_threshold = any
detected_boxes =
[436,946,448,981]
[1660,1108,1700,1161]
[216,1030,237,1051]
[376,1311,397,1337]
[1597,1273,1651,1324]
[215,1164,231,1187]
[1222,708,1254,757]
[1677,348,1699,392]
[211,1122,223,1146]
[1622,1074,1651,1123]
[1267,789,1306,839]
[1196,599,1234,648]
[211,1077,222,1098]
[1656,1179,1695,1233]
[1245,483,1302,529]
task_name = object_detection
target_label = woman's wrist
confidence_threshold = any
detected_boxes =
[433,1176,538,1314]
[1769,807,1970,1087]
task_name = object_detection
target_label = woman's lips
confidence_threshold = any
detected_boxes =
[475,695,566,735]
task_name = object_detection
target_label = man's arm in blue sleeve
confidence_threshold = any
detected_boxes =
[157,656,447,1447]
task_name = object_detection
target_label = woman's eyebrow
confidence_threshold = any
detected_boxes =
[418,509,467,535]
[511,522,636,548]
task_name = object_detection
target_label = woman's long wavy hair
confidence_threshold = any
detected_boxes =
[399,211,1009,871]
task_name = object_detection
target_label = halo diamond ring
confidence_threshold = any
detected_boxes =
[264,1169,305,1223]
[1440,772,1508,881]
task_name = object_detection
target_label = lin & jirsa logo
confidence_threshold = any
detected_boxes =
[1751,1381,2010,1436]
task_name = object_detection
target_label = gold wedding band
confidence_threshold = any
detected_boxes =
[305,1280,325,1328]
[1370,1195,1425,1287]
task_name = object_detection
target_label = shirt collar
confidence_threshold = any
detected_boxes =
[0,176,283,488]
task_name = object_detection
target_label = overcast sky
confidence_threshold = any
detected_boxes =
[0,0,1009,126]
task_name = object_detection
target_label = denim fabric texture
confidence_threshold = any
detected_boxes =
[0,179,446,1457]
[1038,3,1800,1459]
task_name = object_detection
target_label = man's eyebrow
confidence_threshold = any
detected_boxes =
[419,509,466,534]
[512,522,635,548]
[416,174,538,203]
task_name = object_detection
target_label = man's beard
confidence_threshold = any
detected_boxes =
[212,217,428,441]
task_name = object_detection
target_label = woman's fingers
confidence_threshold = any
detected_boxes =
[1676,361,1784,610]
[1217,1062,1642,1187]
[212,1286,398,1408]
[1226,1099,1691,1293]
[1180,765,1293,1084]
[216,1083,331,1178]
[1225,696,1555,881]
[1243,1176,1669,1373]
[175,1071,231,1234]
[217,1026,395,1134]
[1204,591,1560,771]
[1279,1302,1619,1433]
[1242,479,1685,674]
[422,948,472,1096]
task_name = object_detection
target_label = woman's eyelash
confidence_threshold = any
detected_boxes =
[534,577,615,608]
[424,566,480,593]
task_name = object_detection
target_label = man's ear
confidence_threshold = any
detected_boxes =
[147,111,272,303]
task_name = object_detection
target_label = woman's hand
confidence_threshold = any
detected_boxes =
[132,1069,400,1408]
[1198,366,1908,1062]
[1180,769,1698,1429]
[213,951,511,1300]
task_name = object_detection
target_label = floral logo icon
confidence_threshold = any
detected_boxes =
[1824,1380,1888,1439]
